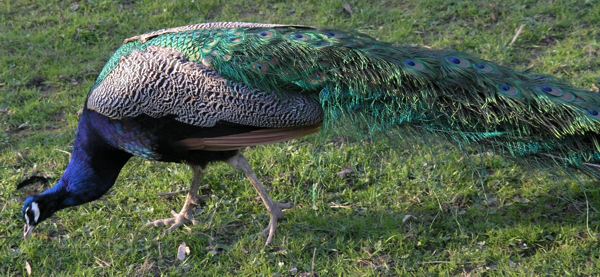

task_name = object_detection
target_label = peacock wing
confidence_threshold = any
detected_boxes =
[87,46,323,148]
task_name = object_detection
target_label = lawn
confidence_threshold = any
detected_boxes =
[1,0,600,275]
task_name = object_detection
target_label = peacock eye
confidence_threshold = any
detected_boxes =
[26,208,34,223]
[24,208,30,224]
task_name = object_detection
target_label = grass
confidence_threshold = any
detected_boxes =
[1,0,600,275]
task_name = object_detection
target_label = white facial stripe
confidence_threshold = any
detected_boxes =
[31,202,40,222]
[24,207,30,225]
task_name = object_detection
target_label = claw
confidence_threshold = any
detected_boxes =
[277,202,293,210]
[146,210,194,231]
[261,202,292,245]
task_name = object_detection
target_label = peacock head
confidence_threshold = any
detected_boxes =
[22,186,66,239]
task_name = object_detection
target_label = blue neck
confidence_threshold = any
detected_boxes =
[41,110,131,208]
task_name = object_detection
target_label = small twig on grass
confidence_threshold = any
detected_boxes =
[508,24,525,47]
[53,148,71,159]
[25,261,32,276]
[329,202,352,209]
[158,190,189,198]
[419,260,452,264]
[564,168,597,240]
[583,189,594,240]
[420,260,475,265]
[94,256,111,268]
[311,248,317,276]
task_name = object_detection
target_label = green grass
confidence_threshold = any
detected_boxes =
[1,0,600,275]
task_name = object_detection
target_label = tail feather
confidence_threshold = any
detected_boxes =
[125,23,600,176]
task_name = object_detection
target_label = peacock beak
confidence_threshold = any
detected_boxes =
[23,223,34,239]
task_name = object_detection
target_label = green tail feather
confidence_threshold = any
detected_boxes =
[107,24,600,176]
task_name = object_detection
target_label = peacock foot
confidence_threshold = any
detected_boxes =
[262,202,293,245]
[146,190,203,232]
[146,208,199,232]
[147,165,205,232]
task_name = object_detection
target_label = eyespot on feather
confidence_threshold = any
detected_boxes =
[560,92,575,102]
[290,32,310,42]
[253,62,269,74]
[321,30,347,39]
[588,109,600,120]
[473,63,494,73]
[257,30,274,39]
[446,56,471,68]
[403,59,425,71]
[227,31,244,44]
[539,86,563,97]
[499,83,519,97]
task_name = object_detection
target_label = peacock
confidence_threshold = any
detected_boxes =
[21,22,600,245]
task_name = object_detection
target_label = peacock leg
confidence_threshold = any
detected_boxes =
[146,165,204,231]
[227,154,292,245]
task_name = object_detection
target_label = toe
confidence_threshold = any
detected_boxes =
[277,202,293,209]
[166,222,183,232]
[265,221,277,245]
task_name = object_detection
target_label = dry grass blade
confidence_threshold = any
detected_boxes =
[508,24,525,47]
[25,261,32,276]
